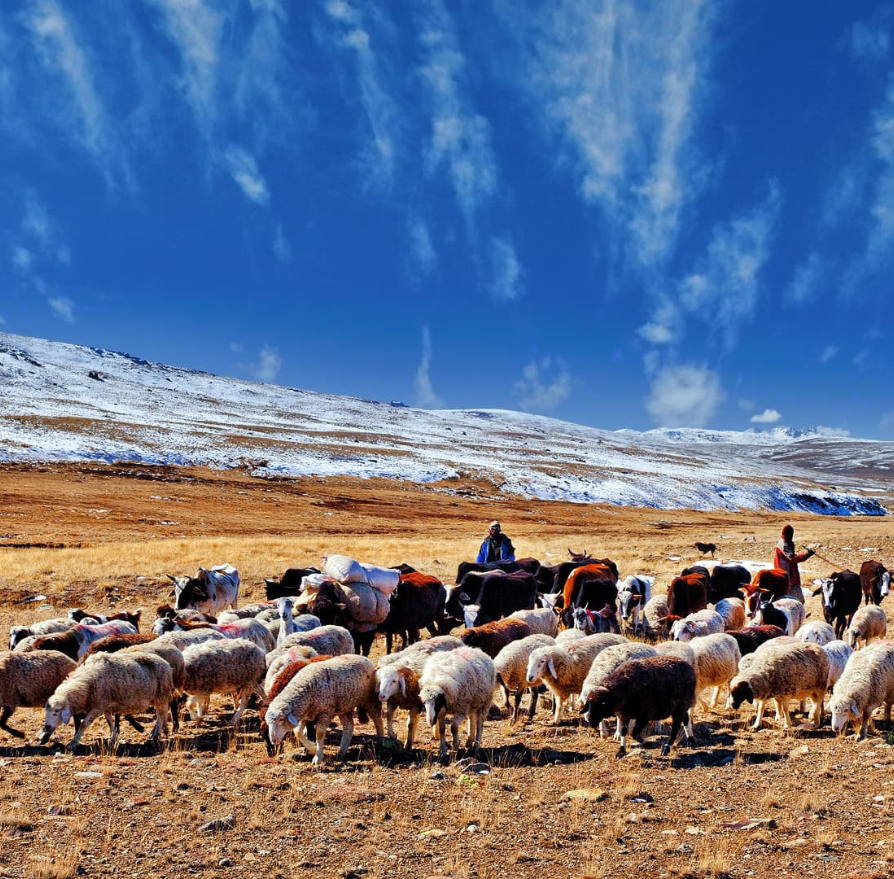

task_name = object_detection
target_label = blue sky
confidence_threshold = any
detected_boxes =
[1,1,893,438]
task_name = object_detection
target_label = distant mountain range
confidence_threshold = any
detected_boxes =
[1,332,891,515]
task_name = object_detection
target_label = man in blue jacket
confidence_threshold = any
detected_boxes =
[476,521,516,564]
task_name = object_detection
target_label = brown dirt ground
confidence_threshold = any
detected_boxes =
[0,462,893,879]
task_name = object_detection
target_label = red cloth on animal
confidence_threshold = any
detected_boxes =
[773,539,811,592]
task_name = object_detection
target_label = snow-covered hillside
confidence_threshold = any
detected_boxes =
[1,332,891,515]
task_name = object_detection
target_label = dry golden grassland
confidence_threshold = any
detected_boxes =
[0,462,893,879]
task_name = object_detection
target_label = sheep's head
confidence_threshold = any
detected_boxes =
[525,649,549,685]
[829,696,859,734]
[264,708,298,747]
[423,691,447,727]
[580,687,613,728]
[729,680,754,709]
[8,626,29,651]
[376,666,403,702]
[152,617,176,636]
[673,621,696,643]
[38,696,72,744]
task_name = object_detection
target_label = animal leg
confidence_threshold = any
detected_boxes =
[68,708,103,749]
[105,712,120,752]
[630,717,648,743]
[385,703,397,740]
[751,699,766,731]
[334,712,355,762]
[451,715,464,751]
[664,713,685,756]
[551,689,563,726]
[0,706,24,739]
[437,713,448,760]
[527,687,540,721]
[295,721,318,755]
[511,689,524,724]
[475,710,485,749]
[405,707,419,750]
[231,688,250,727]
[313,713,334,765]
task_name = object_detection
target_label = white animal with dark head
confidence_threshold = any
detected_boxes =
[167,564,239,616]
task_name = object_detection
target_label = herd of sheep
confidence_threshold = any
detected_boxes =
[1,553,893,764]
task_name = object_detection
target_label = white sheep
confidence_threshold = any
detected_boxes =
[654,640,696,666]
[847,605,888,650]
[671,609,724,642]
[376,638,462,748]
[713,597,746,632]
[0,650,78,739]
[580,641,657,739]
[821,640,853,691]
[555,628,586,644]
[154,627,226,653]
[265,654,383,763]
[9,618,73,650]
[181,638,266,727]
[829,642,894,738]
[641,594,669,641]
[266,625,354,668]
[689,633,742,713]
[419,646,497,759]
[38,651,174,750]
[508,608,559,638]
[493,634,556,723]
[526,633,627,725]
[153,617,275,654]
[729,640,829,730]
[264,645,320,695]
[796,620,836,646]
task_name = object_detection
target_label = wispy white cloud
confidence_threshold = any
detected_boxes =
[738,398,755,412]
[413,325,442,408]
[750,408,780,424]
[251,345,282,382]
[9,188,71,310]
[323,0,400,187]
[48,296,74,323]
[272,224,292,263]
[24,0,123,183]
[408,217,437,279]
[488,235,524,302]
[785,251,827,305]
[646,364,724,428]
[418,0,497,229]
[819,344,839,363]
[637,299,681,345]
[147,0,225,141]
[229,341,244,354]
[674,185,781,348]
[514,356,573,413]
[223,145,270,205]
[508,0,716,267]
[848,14,891,64]
[814,425,851,438]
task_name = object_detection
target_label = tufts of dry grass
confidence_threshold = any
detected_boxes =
[26,851,81,879]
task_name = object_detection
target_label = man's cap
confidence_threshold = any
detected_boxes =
[489,520,500,529]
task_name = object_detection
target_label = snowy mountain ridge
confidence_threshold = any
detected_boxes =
[1,332,891,515]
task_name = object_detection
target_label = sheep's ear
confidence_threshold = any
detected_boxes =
[60,706,72,725]
[547,657,557,678]
[286,712,298,727]
[399,674,407,697]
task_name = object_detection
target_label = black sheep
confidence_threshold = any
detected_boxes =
[581,655,696,758]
